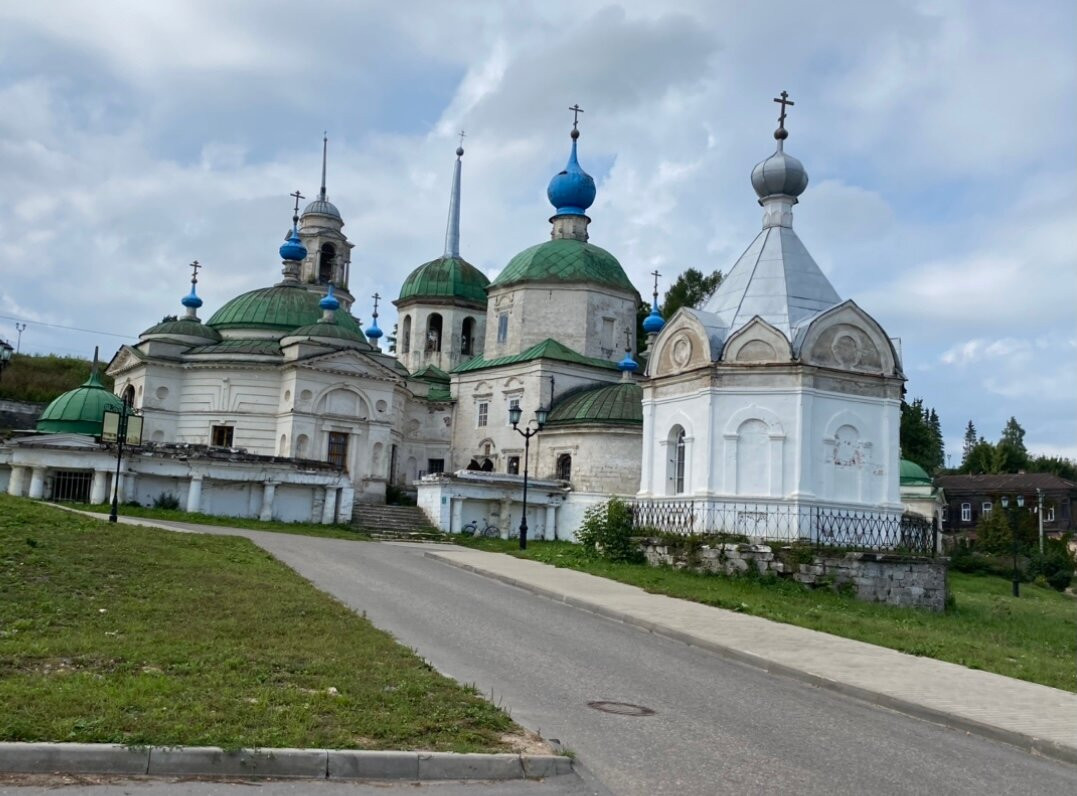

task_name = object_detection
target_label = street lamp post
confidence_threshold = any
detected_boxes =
[509,403,549,551]
[0,339,13,381]
[1036,487,1045,555]
[103,394,143,523]
[1000,493,1025,597]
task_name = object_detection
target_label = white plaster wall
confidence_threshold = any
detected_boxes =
[398,304,486,374]
[537,427,641,494]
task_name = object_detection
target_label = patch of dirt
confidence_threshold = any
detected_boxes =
[499,729,555,755]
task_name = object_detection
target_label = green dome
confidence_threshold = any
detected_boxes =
[36,370,123,436]
[397,256,489,306]
[140,318,222,342]
[547,381,642,427]
[900,459,933,486]
[492,238,635,293]
[208,285,363,334]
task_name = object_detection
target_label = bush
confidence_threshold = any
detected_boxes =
[1028,541,1076,592]
[152,492,181,510]
[576,498,643,563]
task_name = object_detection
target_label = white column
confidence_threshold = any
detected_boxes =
[321,486,337,524]
[7,466,27,496]
[259,482,277,522]
[544,504,558,541]
[28,467,46,500]
[90,470,109,504]
[450,497,464,535]
[336,486,354,524]
[124,472,138,504]
[186,475,203,513]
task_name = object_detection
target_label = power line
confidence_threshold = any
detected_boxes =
[0,314,134,340]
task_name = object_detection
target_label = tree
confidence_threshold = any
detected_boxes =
[995,416,1029,472]
[387,322,398,354]
[900,398,944,473]
[961,439,996,474]
[961,421,977,465]
[661,268,723,320]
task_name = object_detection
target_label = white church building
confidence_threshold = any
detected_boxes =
[1,97,913,542]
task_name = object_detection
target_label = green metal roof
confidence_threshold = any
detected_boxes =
[426,385,453,401]
[285,321,369,346]
[453,338,619,374]
[491,238,635,293]
[397,256,489,305]
[186,340,284,357]
[547,381,642,427]
[36,370,124,436]
[411,364,451,383]
[900,459,933,486]
[140,318,222,342]
[208,285,363,333]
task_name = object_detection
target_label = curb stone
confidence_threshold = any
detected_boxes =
[0,744,573,781]
[426,553,1077,769]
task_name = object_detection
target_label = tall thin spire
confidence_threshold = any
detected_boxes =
[443,132,465,258]
[319,132,328,201]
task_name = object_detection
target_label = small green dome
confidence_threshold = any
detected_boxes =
[36,370,124,436]
[397,256,489,306]
[140,318,222,342]
[208,285,362,334]
[900,459,933,486]
[492,238,635,293]
[546,381,642,427]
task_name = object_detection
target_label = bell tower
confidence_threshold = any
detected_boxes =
[297,134,355,310]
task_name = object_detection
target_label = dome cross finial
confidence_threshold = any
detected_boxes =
[189,260,201,285]
[289,189,305,226]
[773,90,794,141]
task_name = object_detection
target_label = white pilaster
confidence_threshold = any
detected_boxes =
[90,470,109,504]
[186,475,203,513]
[28,467,46,500]
[259,482,277,522]
[321,487,337,524]
[7,466,26,496]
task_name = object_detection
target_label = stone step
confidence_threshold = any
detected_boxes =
[352,504,441,537]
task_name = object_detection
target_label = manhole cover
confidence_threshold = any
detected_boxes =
[587,701,656,716]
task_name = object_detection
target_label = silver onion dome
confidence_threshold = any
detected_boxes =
[751,146,808,200]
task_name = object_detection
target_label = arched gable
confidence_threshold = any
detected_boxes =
[822,408,868,442]
[722,404,785,437]
[796,300,900,376]
[649,309,717,377]
[721,316,793,364]
[313,384,371,419]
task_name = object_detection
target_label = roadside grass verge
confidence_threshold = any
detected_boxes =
[0,495,515,750]
[66,502,369,541]
[457,537,1077,692]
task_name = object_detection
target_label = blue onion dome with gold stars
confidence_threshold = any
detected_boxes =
[547,127,596,216]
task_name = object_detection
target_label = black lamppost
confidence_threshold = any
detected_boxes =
[509,403,549,550]
[0,339,13,381]
[103,394,143,523]
[1000,493,1024,597]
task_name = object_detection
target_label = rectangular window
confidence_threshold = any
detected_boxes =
[1047,506,1056,522]
[327,431,349,471]
[941,506,949,522]
[602,317,615,352]
[507,456,520,475]
[981,501,993,517]
[960,502,971,522]
[211,425,234,447]
[497,313,508,344]
[477,402,488,427]
[507,397,520,426]
[427,458,444,474]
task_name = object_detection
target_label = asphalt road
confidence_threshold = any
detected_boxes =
[228,533,1077,796]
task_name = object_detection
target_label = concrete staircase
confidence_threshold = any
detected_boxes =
[351,504,449,543]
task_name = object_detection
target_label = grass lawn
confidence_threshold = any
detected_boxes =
[458,537,1077,692]
[67,502,369,542]
[0,495,515,750]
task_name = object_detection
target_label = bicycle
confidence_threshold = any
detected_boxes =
[461,518,500,538]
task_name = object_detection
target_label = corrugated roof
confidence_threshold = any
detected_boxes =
[36,370,124,436]
[936,473,1076,492]
[397,256,489,305]
[452,338,619,374]
[208,285,363,334]
[491,238,635,294]
[547,382,642,427]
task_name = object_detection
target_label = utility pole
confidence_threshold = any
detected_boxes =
[14,322,26,354]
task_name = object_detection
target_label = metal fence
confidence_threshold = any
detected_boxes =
[630,499,938,556]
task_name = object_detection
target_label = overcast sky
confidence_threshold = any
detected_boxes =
[0,0,1073,461]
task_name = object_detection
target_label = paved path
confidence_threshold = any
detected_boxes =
[47,514,1077,794]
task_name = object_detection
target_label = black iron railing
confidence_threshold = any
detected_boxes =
[630,499,938,556]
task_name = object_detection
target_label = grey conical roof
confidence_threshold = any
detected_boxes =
[704,225,840,338]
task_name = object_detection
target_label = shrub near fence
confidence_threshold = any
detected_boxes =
[630,500,937,556]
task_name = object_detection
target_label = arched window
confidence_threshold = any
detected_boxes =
[480,459,494,472]
[122,384,136,407]
[319,243,335,283]
[401,315,411,354]
[426,313,443,353]
[556,454,572,481]
[667,425,686,495]
[467,459,481,471]
[461,317,475,356]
